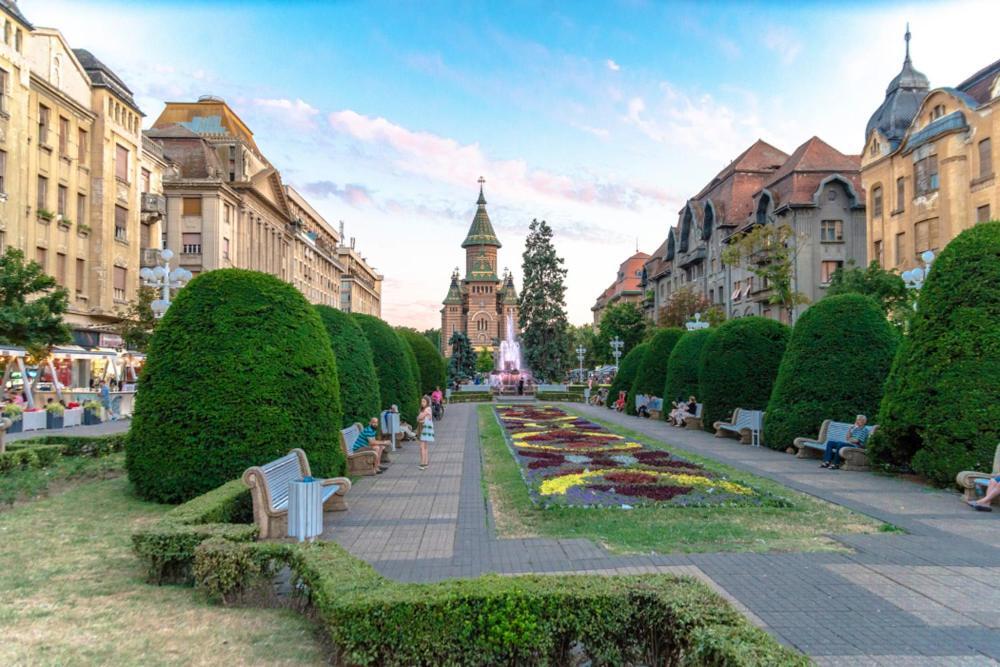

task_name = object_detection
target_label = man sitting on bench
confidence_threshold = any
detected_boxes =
[820,414,869,470]
[353,417,390,473]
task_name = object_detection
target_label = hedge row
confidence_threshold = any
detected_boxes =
[315,305,381,427]
[630,327,685,405]
[397,328,447,396]
[607,343,649,415]
[448,392,493,404]
[662,329,712,414]
[353,314,420,424]
[1,434,126,474]
[534,392,584,402]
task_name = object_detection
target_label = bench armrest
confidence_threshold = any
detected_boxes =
[956,470,992,489]
[321,476,352,494]
[792,437,820,448]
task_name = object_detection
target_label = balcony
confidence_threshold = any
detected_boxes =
[679,247,706,268]
[141,193,166,221]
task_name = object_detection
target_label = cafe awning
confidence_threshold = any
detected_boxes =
[50,345,119,359]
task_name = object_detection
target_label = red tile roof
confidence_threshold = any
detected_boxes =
[761,136,862,208]
[957,58,1000,106]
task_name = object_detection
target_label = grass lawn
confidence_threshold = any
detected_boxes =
[478,405,882,554]
[0,458,325,666]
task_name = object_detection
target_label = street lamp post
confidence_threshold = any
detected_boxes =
[138,249,193,319]
[575,346,586,382]
[902,250,935,309]
[685,312,710,331]
[610,337,624,372]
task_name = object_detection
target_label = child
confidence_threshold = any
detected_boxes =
[417,397,434,470]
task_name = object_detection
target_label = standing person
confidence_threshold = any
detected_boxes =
[99,380,114,421]
[417,397,433,470]
[517,377,524,396]
[820,415,870,470]
[431,386,444,420]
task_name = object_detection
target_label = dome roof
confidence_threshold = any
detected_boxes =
[461,179,501,248]
[865,26,930,150]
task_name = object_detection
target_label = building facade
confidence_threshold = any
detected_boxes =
[441,181,519,356]
[590,251,649,328]
[861,31,999,272]
[335,230,382,316]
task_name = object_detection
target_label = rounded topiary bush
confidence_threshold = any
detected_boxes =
[398,328,447,396]
[315,305,380,427]
[763,294,898,451]
[663,329,712,415]
[353,314,420,424]
[128,269,344,503]
[628,328,684,414]
[606,342,649,414]
[698,317,789,431]
[871,222,1000,485]
[398,330,423,398]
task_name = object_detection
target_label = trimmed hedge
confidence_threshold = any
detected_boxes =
[534,392,584,402]
[353,314,420,424]
[2,434,127,474]
[192,539,807,666]
[397,328,447,396]
[315,305,381,427]
[871,222,1000,484]
[764,294,898,451]
[607,342,650,414]
[699,317,790,431]
[127,269,345,504]
[399,330,423,399]
[449,392,493,404]
[629,327,685,408]
[663,329,712,412]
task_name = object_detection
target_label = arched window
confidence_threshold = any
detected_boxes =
[871,185,883,218]
[755,193,771,227]
[665,231,676,261]
[702,202,714,241]
[680,206,693,253]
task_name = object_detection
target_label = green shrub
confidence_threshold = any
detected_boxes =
[662,329,712,413]
[534,392,584,402]
[3,444,64,468]
[398,329,424,399]
[699,317,789,431]
[606,343,650,414]
[315,305,381,426]
[127,269,345,504]
[397,328,447,396]
[629,327,685,409]
[449,392,493,404]
[353,314,420,424]
[871,222,1000,484]
[12,434,125,457]
[764,294,898,450]
[192,540,806,666]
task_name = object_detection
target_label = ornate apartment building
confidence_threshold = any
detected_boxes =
[0,2,162,343]
[861,30,999,271]
[644,137,867,325]
[590,251,649,328]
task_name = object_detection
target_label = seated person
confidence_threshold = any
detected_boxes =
[612,390,627,412]
[353,417,390,472]
[636,393,650,418]
[388,404,418,440]
[820,415,869,470]
[968,475,1000,512]
[669,396,698,426]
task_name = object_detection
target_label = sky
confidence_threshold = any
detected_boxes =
[21,0,1000,328]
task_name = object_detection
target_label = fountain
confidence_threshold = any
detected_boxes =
[492,312,532,395]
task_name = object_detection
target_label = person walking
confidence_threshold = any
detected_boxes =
[417,396,434,470]
[98,380,114,421]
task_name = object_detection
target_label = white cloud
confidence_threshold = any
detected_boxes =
[251,98,320,129]
[606,58,621,72]
[763,26,802,65]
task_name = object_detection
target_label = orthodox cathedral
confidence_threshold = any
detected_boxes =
[440,179,520,357]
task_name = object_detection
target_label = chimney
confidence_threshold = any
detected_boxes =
[339,220,345,242]
[350,237,356,249]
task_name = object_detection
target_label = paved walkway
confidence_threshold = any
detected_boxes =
[322,403,1000,665]
[5,418,131,443]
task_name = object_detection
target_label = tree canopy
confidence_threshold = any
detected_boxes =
[0,247,70,356]
[519,219,571,381]
[826,260,911,325]
[447,331,475,382]
[596,302,648,365]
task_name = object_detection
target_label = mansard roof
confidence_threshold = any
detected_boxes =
[762,136,862,208]
[1,0,32,29]
[462,182,501,248]
[73,48,142,114]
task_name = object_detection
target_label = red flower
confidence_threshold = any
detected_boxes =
[604,471,658,484]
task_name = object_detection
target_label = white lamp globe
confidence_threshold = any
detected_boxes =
[150,299,169,318]
[921,250,935,264]
[139,267,154,281]
[902,270,913,284]
[152,266,166,279]
[160,248,174,261]
[912,267,925,283]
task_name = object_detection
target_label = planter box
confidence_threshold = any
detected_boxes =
[46,413,64,429]
[63,408,83,428]
[23,411,47,431]
[83,409,103,426]
[5,419,22,434]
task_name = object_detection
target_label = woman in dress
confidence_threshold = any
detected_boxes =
[417,396,434,470]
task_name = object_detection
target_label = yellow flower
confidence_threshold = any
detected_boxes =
[537,468,753,496]
[516,441,642,453]
[539,469,606,495]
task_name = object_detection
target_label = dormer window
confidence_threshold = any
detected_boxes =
[930,104,945,121]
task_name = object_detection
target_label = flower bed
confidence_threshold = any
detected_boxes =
[495,405,762,507]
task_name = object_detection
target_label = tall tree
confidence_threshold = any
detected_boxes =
[475,347,494,374]
[721,224,809,320]
[0,247,70,357]
[826,260,911,325]
[421,327,441,352]
[447,331,475,382]
[519,219,571,381]
[566,323,599,371]
[596,302,648,364]
[114,286,158,352]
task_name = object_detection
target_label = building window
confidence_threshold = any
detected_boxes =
[38,105,50,145]
[914,219,939,255]
[930,104,945,121]
[113,266,126,301]
[57,185,67,217]
[820,220,844,242]
[182,233,202,254]
[115,144,129,181]
[59,117,69,155]
[0,68,8,114]
[182,197,202,216]
[895,177,905,212]
[871,185,883,217]
[914,155,939,196]
[223,237,230,259]
[895,232,905,266]
[0,149,5,194]
[77,193,86,226]
[114,205,128,241]
[223,203,232,224]
[141,168,151,194]
[37,175,48,212]
[77,128,87,163]
[36,246,47,268]
[75,258,85,295]
[979,138,993,179]
[977,204,992,224]
[56,253,67,285]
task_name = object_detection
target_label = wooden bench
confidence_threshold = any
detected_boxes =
[792,420,878,471]
[339,423,388,476]
[683,403,704,430]
[956,443,1000,503]
[713,408,763,445]
[242,448,351,539]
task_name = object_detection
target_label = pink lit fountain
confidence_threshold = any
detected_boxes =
[493,312,532,394]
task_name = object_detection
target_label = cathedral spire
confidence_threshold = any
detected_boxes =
[904,22,911,64]
[462,178,501,249]
[477,176,487,206]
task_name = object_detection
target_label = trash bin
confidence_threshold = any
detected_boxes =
[287,478,323,542]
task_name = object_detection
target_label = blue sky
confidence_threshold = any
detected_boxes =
[23,0,1000,327]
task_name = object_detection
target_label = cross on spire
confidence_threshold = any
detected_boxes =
[476,176,487,206]
[904,22,911,63]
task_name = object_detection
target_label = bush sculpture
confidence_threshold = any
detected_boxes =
[871,222,1000,484]
[128,270,344,503]
[628,327,684,411]
[315,305,380,427]
[398,330,423,398]
[763,294,898,451]
[353,314,420,424]
[606,342,649,414]
[662,329,712,414]
[698,317,789,431]
[398,328,447,396]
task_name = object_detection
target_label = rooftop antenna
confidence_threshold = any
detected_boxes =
[904,22,911,64]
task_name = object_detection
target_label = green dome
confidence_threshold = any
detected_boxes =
[461,183,501,248]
